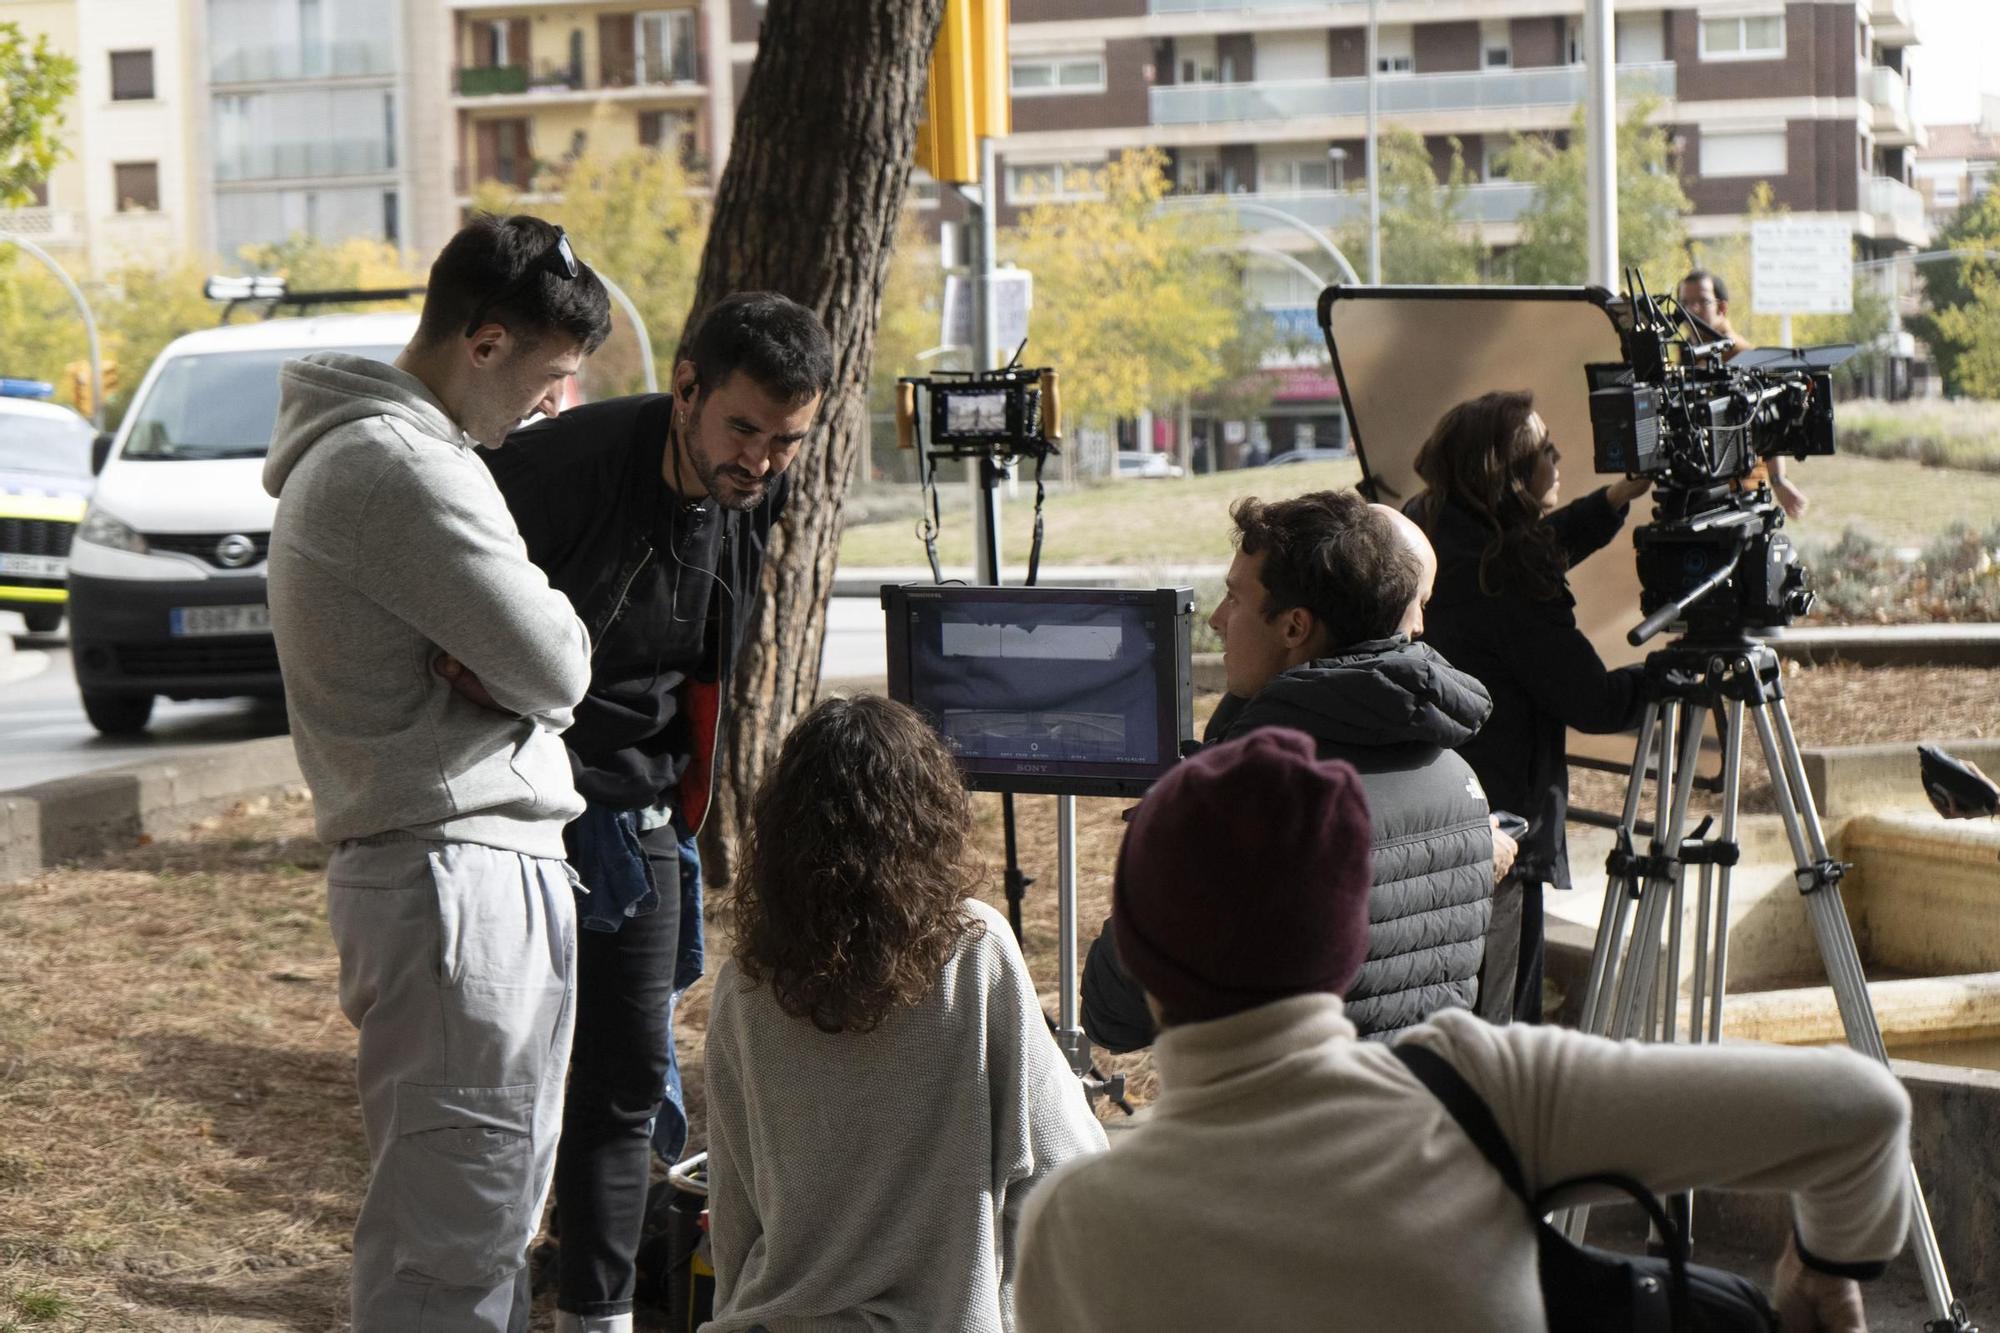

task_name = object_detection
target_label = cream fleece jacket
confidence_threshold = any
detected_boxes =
[1016,996,1912,1333]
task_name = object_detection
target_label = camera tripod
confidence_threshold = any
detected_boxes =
[1560,633,1977,1333]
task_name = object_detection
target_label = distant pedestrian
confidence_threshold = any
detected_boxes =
[1679,268,1808,520]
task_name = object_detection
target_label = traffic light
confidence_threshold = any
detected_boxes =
[916,0,1009,185]
[64,360,90,415]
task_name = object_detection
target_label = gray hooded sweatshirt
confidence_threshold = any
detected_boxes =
[264,353,590,858]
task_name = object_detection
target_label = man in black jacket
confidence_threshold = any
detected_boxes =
[484,293,833,1333]
[1082,490,1505,1051]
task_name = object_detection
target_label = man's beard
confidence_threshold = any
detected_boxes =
[697,453,770,512]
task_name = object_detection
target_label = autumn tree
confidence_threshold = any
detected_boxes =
[1341,128,1485,283]
[1003,148,1250,454]
[0,21,77,205]
[1498,101,1691,290]
[1905,189,2000,396]
[684,0,948,882]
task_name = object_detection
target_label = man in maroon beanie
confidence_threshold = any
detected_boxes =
[1015,729,1914,1333]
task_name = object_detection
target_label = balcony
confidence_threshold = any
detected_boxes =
[1868,175,1931,247]
[215,139,396,184]
[0,206,84,247]
[1867,65,1921,148]
[210,40,395,85]
[1150,61,1676,128]
[1869,0,1917,47]
[452,52,700,104]
[1168,181,1539,231]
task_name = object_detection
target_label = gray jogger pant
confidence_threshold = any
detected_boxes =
[328,836,578,1332]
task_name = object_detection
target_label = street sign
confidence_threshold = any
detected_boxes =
[1750,219,1852,316]
[942,268,1033,357]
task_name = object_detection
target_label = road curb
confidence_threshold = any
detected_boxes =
[0,735,304,885]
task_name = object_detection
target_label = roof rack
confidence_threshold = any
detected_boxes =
[203,275,425,326]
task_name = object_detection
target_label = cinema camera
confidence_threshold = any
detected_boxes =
[1587,269,1855,647]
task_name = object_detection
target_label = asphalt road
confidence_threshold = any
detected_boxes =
[0,599,890,792]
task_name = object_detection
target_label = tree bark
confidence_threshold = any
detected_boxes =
[687,0,947,885]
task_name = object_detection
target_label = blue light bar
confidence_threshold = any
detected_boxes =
[0,378,55,400]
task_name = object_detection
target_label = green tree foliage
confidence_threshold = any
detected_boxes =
[474,146,710,396]
[1904,190,2000,396]
[0,22,77,206]
[1497,101,1691,290]
[1341,128,1485,283]
[1003,148,1252,426]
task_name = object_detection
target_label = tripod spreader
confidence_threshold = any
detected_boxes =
[1792,858,1848,897]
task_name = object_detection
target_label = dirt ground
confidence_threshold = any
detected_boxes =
[1,662,1993,1330]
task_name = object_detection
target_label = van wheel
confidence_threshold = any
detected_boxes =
[83,691,154,736]
[23,606,62,633]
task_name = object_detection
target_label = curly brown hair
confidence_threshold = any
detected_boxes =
[729,694,984,1034]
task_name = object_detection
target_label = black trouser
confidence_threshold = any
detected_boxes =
[1475,876,1545,1025]
[554,823,684,1321]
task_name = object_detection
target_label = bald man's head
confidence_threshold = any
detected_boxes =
[1372,503,1437,637]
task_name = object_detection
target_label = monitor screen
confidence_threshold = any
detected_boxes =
[883,585,1195,797]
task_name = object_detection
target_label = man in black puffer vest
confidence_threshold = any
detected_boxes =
[1083,489,1510,1047]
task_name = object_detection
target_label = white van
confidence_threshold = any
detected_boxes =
[67,312,417,734]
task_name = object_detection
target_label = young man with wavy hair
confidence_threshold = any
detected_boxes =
[701,695,1105,1333]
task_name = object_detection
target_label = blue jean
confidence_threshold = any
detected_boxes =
[554,818,703,1320]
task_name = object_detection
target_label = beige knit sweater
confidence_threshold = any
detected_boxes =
[702,898,1107,1333]
[1016,995,1912,1333]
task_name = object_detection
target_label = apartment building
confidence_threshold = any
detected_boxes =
[448,0,733,207]
[190,0,458,263]
[0,0,203,276]
[1913,94,2000,224]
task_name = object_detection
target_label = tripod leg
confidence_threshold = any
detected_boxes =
[1612,702,1706,1041]
[1054,795,1087,1078]
[1747,687,1970,1327]
[1580,702,1662,1034]
[1707,698,1744,1044]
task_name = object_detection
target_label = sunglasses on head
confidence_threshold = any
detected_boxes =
[464,226,581,338]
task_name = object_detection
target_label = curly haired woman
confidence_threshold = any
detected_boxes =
[700,695,1105,1333]
[1410,390,1652,1024]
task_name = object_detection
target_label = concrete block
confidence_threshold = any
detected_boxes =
[0,736,304,884]
[1802,739,2000,819]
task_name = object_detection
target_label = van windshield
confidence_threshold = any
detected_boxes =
[120,347,404,461]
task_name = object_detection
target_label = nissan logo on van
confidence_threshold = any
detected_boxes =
[215,534,258,569]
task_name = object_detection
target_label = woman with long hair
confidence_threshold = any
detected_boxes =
[1410,390,1652,1023]
[701,694,1105,1332]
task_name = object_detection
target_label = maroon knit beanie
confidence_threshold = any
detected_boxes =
[1112,727,1373,1026]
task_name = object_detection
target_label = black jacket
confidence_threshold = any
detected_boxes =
[1081,638,1499,1049]
[1414,489,1645,892]
[484,394,786,815]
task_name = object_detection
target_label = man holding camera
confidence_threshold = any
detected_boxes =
[483,292,833,1333]
[1081,489,1506,1049]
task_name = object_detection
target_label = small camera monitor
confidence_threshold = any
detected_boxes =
[882,584,1196,798]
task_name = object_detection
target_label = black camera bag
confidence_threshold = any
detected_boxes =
[1394,1043,1779,1332]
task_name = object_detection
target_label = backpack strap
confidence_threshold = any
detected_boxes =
[1392,1042,1531,1201]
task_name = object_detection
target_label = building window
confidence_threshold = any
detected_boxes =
[1481,21,1511,69]
[637,9,698,84]
[1699,14,1785,61]
[1700,128,1787,177]
[639,108,697,166]
[1565,18,1584,65]
[110,49,155,100]
[383,189,399,245]
[1260,151,1332,193]
[113,161,160,211]
[474,119,532,187]
[1005,159,1104,204]
[1010,54,1106,97]
[1375,25,1413,75]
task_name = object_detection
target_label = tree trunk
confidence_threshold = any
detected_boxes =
[687,0,947,886]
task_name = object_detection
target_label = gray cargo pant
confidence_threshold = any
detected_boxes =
[328,835,578,1332]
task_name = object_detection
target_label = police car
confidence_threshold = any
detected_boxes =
[69,305,416,734]
[0,380,96,635]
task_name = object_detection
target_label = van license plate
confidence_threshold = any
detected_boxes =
[0,553,66,579]
[171,604,271,637]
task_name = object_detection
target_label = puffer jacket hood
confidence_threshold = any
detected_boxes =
[1231,637,1493,751]
[264,352,471,497]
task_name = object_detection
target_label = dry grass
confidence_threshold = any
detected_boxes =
[3,667,1994,1328]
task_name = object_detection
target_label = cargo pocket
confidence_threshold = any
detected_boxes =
[390,1082,537,1288]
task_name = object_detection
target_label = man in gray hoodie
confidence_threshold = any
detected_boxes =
[263,213,612,1332]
